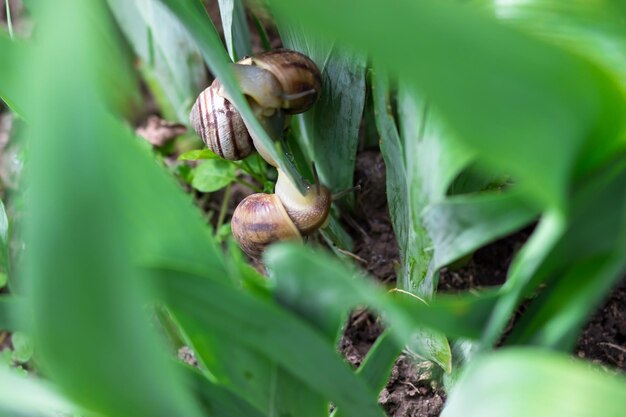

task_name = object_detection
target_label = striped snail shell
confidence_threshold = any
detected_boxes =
[231,168,332,258]
[189,79,254,160]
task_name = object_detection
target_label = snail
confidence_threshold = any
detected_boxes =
[231,167,332,258]
[189,49,322,163]
[189,49,330,257]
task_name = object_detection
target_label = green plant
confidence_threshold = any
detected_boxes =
[1,0,626,416]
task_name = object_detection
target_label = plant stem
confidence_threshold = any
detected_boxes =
[216,183,232,233]
[236,177,262,193]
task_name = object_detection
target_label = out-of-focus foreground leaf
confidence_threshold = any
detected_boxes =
[156,265,387,417]
[157,0,305,191]
[217,0,252,61]
[0,366,76,417]
[442,348,626,417]
[474,0,626,177]
[268,0,626,210]
[107,0,207,122]
[20,1,218,416]
[278,23,366,198]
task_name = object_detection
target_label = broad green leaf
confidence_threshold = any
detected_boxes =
[265,244,452,372]
[22,2,210,416]
[278,23,366,198]
[181,364,271,417]
[156,266,387,417]
[178,148,220,161]
[218,0,252,61]
[157,0,306,192]
[442,348,626,417]
[191,159,237,192]
[107,0,207,122]
[423,191,539,268]
[172,306,327,417]
[0,365,76,417]
[268,0,626,210]
[475,0,626,87]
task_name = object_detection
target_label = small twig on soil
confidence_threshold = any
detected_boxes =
[599,342,626,355]
[336,247,367,263]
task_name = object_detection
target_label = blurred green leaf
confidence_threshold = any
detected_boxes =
[182,364,272,417]
[218,0,252,61]
[279,23,366,198]
[157,266,387,417]
[22,2,215,416]
[423,191,539,268]
[442,348,626,417]
[0,274,6,290]
[107,0,207,122]
[178,148,220,161]
[266,244,452,372]
[268,0,626,210]
[0,365,76,417]
[191,159,237,192]
[157,0,306,191]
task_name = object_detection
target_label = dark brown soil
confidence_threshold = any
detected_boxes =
[343,150,626,416]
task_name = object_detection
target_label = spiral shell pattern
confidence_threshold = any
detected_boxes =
[250,49,322,114]
[189,80,253,160]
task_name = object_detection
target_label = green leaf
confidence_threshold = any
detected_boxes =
[156,266,387,417]
[0,365,76,417]
[423,191,539,268]
[265,244,452,372]
[218,0,252,61]
[268,0,626,210]
[181,364,272,417]
[22,2,214,416]
[107,0,207,122]
[278,23,366,198]
[442,348,626,417]
[156,0,306,192]
[191,159,237,192]
[178,148,220,161]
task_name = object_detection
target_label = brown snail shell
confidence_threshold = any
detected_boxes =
[189,79,254,160]
[231,193,302,258]
[240,49,322,114]
[275,170,332,234]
